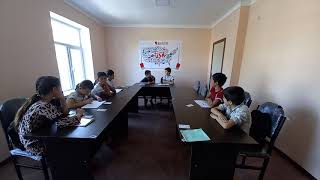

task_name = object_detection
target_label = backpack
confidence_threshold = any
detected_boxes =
[250,110,272,143]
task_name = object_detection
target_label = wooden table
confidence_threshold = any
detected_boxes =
[26,83,257,180]
[25,85,140,180]
[170,87,258,180]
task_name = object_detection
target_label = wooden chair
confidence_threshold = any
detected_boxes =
[0,98,50,180]
[243,91,252,108]
[236,102,286,180]
[193,81,200,93]
[198,83,208,97]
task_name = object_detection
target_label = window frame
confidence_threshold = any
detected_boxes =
[50,17,87,92]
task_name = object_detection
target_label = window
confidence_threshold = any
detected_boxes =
[50,12,94,92]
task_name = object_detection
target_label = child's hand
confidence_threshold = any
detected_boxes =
[85,98,94,104]
[76,108,85,119]
[96,96,102,102]
[218,114,227,122]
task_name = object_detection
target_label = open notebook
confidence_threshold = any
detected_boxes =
[82,101,105,109]
[180,128,211,142]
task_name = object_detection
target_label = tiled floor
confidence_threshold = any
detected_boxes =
[0,104,313,180]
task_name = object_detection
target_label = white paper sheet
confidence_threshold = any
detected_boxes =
[115,89,123,93]
[103,102,112,105]
[97,109,107,112]
[82,101,105,109]
[157,83,170,86]
[185,104,194,107]
[178,124,191,129]
[194,100,211,108]
[76,118,94,127]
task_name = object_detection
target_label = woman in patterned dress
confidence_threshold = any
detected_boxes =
[13,76,84,155]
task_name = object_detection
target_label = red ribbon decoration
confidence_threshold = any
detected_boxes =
[176,63,181,70]
[140,63,145,69]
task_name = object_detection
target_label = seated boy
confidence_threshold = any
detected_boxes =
[67,80,102,109]
[106,69,116,94]
[210,86,251,134]
[161,67,174,84]
[141,70,155,84]
[140,70,156,106]
[206,73,227,107]
[91,72,114,100]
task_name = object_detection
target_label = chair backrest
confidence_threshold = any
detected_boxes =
[243,91,252,107]
[193,81,200,93]
[0,98,27,150]
[199,83,208,97]
[258,102,286,152]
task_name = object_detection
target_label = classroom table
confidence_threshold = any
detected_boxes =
[25,83,257,180]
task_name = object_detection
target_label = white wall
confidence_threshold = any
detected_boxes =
[0,0,107,161]
[239,0,320,178]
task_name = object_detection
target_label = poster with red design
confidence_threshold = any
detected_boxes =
[139,40,181,70]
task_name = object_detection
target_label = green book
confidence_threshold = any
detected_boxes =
[180,128,211,142]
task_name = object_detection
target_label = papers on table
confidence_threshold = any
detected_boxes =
[178,124,190,129]
[185,104,194,107]
[103,102,112,105]
[97,109,107,112]
[180,129,211,142]
[76,117,94,127]
[157,83,170,86]
[194,100,211,108]
[115,89,123,93]
[82,101,105,109]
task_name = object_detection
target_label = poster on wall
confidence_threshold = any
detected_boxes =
[139,40,181,70]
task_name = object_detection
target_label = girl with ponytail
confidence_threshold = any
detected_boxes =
[15,76,84,155]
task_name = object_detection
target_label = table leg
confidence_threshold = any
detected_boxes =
[44,141,97,180]
[189,143,238,180]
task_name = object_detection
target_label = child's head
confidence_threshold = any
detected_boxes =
[165,67,171,76]
[36,76,62,98]
[106,69,115,80]
[145,70,152,77]
[223,86,245,106]
[97,72,107,85]
[211,73,227,88]
[77,80,94,96]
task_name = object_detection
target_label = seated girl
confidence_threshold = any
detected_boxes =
[14,76,84,155]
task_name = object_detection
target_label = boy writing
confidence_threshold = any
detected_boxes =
[67,80,102,109]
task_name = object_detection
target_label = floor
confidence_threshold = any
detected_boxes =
[0,103,313,180]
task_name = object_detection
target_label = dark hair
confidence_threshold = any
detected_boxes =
[106,69,114,77]
[165,67,171,73]
[145,70,151,75]
[76,80,94,90]
[14,76,60,129]
[97,72,107,78]
[212,73,227,86]
[223,86,245,105]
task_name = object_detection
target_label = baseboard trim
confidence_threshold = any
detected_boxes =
[0,156,11,167]
[273,147,317,180]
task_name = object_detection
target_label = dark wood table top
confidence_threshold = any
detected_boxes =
[170,87,257,145]
[25,84,141,141]
[26,83,257,146]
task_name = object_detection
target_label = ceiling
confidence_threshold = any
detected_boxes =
[65,0,252,28]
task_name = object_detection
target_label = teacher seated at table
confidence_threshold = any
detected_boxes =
[13,76,84,156]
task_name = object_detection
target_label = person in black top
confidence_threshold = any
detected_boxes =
[141,70,155,84]
[140,70,156,107]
